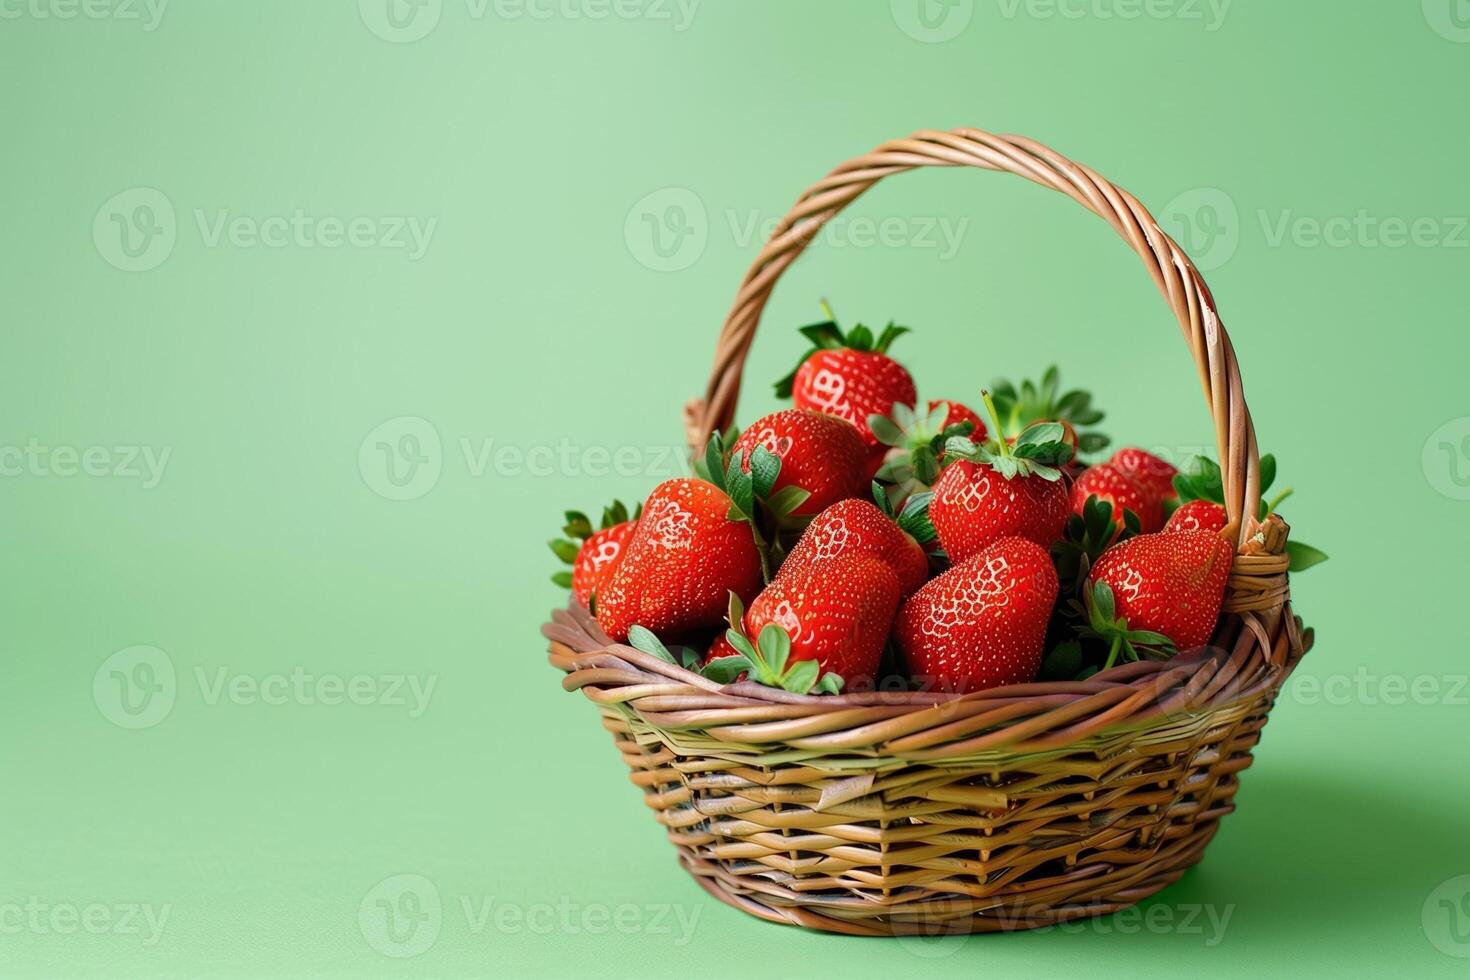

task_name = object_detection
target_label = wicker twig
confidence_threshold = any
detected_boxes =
[549,127,1305,935]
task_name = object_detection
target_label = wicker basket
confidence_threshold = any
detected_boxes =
[544,127,1308,936]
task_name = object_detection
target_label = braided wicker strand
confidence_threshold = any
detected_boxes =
[555,128,1306,935]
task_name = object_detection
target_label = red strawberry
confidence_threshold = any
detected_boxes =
[932,460,1071,560]
[929,392,1076,561]
[595,479,763,642]
[741,553,901,686]
[702,632,743,670]
[895,536,1059,694]
[1110,447,1179,503]
[1086,529,1234,651]
[776,319,916,448]
[1166,499,1228,535]
[569,522,635,605]
[549,500,640,607]
[928,399,987,443]
[731,409,868,516]
[778,497,931,595]
[1070,463,1163,533]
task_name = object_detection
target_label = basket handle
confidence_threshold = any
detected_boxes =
[684,127,1262,541]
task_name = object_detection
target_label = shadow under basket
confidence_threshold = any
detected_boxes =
[544,127,1310,936]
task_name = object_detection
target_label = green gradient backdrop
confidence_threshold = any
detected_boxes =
[3,2,1468,976]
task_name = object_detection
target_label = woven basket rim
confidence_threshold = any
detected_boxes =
[546,597,1304,760]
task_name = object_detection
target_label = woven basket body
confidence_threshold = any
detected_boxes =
[546,128,1306,936]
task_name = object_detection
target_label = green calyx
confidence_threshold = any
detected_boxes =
[944,391,1074,482]
[773,300,910,398]
[696,429,810,582]
[1072,581,1178,669]
[1172,452,1328,573]
[989,365,1109,455]
[548,498,641,589]
[1050,495,1140,592]
[872,481,937,545]
[696,428,810,523]
[869,400,974,491]
[624,595,845,695]
[713,593,844,694]
[625,624,730,680]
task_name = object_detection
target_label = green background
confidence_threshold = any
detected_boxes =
[4,1,1468,976]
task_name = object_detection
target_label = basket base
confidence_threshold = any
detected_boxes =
[675,826,1215,936]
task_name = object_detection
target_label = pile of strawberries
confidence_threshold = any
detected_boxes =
[551,310,1318,696]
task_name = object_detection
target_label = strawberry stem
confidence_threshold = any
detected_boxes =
[819,298,836,323]
[980,389,1013,459]
[1103,633,1124,670]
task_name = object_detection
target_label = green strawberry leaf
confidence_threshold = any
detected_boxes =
[798,320,845,349]
[727,467,755,520]
[874,322,909,354]
[550,571,573,588]
[1175,456,1225,505]
[1040,641,1083,681]
[701,655,748,684]
[911,446,940,485]
[868,413,906,448]
[897,491,937,544]
[626,625,677,665]
[748,445,781,499]
[548,538,580,564]
[727,590,746,631]
[780,658,818,694]
[815,672,845,695]
[757,623,790,675]
[1286,541,1329,572]
[725,628,759,664]
[1258,454,1277,496]
[1016,421,1065,448]
[764,485,811,518]
[562,510,594,539]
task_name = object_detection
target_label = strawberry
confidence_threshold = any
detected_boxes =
[778,494,933,596]
[735,553,901,688]
[929,395,1075,561]
[1166,499,1227,535]
[895,536,1059,694]
[595,479,763,642]
[703,632,741,665]
[731,409,868,516]
[1085,529,1234,653]
[774,313,916,448]
[1110,447,1179,504]
[1070,463,1162,534]
[548,500,640,607]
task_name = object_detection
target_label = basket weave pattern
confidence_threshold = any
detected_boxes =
[546,128,1305,936]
